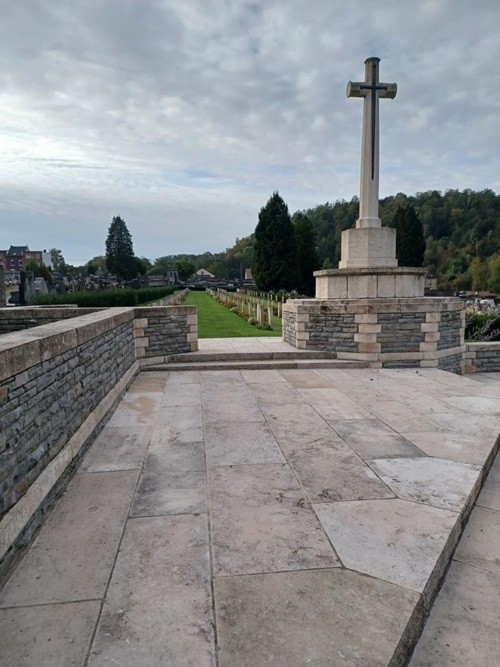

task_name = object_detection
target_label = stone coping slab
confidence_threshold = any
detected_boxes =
[0,366,498,665]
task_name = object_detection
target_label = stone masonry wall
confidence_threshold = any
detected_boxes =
[0,315,135,517]
[282,297,465,372]
[0,305,199,579]
[438,311,462,350]
[464,342,500,373]
[307,310,357,353]
[0,307,100,334]
[134,306,197,358]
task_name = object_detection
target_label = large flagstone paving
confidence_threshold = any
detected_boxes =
[0,366,499,665]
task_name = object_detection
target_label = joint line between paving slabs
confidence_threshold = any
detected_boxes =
[201,373,221,666]
[243,370,346,568]
[0,597,103,612]
[82,379,158,666]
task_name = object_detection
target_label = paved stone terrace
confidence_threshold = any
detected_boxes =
[0,360,499,665]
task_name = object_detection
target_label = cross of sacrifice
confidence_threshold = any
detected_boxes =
[347,57,397,228]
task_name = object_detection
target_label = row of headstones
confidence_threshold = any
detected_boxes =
[215,289,282,324]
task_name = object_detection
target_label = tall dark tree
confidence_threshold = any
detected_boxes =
[392,204,426,267]
[294,212,319,296]
[105,216,135,279]
[252,192,298,291]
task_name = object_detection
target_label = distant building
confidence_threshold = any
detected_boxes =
[0,246,51,283]
[195,268,215,278]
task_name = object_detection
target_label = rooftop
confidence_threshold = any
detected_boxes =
[0,344,498,665]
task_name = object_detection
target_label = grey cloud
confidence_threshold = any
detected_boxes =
[0,0,499,262]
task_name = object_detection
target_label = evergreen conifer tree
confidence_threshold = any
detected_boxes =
[252,192,298,291]
[392,204,426,267]
[294,212,319,296]
[105,216,136,279]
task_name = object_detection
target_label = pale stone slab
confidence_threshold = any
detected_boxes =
[367,457,482,513]
[0,471,138,606]
[202,393,263,423]
[166,370,201,384]
[107,391,163,427]
[208,464,340,575]
[428,412,500,437]
[454,506,500,575]
[477,454,500,510]
[131,470,206,517]
[261,402,336,446]
[241,369,290,384]
[366,401,449,433]
[80,426,151,472]
[0,601,101,666]
[284,435,394,503]
[404,431,496,466]
[314,498,460,594]
[200,370,243,387]
[440,396,500,416]
[298,388,372,419]
[204,420,285,467]
[161,382,201,406]
[246,382,303,406]
[409,561,500,667]
[147,438,205,473]
[391,390,460,416]
[89,515,214,666]
[331,418,424,459]
[215,568,420,667]
[128,372,168,392]
[279,369,332,388]
[154,405,203,443]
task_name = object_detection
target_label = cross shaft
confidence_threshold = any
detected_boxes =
[347,57,397,228]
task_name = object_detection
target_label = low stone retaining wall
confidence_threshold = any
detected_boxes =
[143,287,189,306]
[465,342,500,373]
[135,305,197,359]
[0,304,198,580]
[0,307,100,333]
[283,297,465,372]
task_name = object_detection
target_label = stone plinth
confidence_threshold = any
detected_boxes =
[339,227,397,269]
[315,267,426,299]
[282,297,465,372]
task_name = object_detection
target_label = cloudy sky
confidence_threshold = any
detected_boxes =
[0,1,499,265]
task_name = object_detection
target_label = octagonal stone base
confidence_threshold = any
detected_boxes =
[314,267,426,300]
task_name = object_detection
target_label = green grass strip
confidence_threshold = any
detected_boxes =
[184,291,282,338]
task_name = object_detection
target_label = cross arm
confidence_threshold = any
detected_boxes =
[346,81,367,98]
[346,81,397,99]
[379,83,397,99]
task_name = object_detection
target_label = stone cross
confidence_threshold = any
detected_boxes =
[347,57,397,228]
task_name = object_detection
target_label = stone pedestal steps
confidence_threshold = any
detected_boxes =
[143,350,367,372]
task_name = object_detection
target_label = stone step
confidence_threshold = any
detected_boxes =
[164,350,338,363]
[144,359,367,372]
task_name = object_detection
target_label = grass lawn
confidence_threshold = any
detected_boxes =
[184,291,282,338]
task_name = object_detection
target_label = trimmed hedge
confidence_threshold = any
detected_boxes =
[31,286,178,308]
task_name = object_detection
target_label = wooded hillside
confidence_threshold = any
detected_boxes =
[295,189,499,291]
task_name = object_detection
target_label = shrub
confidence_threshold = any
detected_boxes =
[31,286,178,308]
[465,313,500,341]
